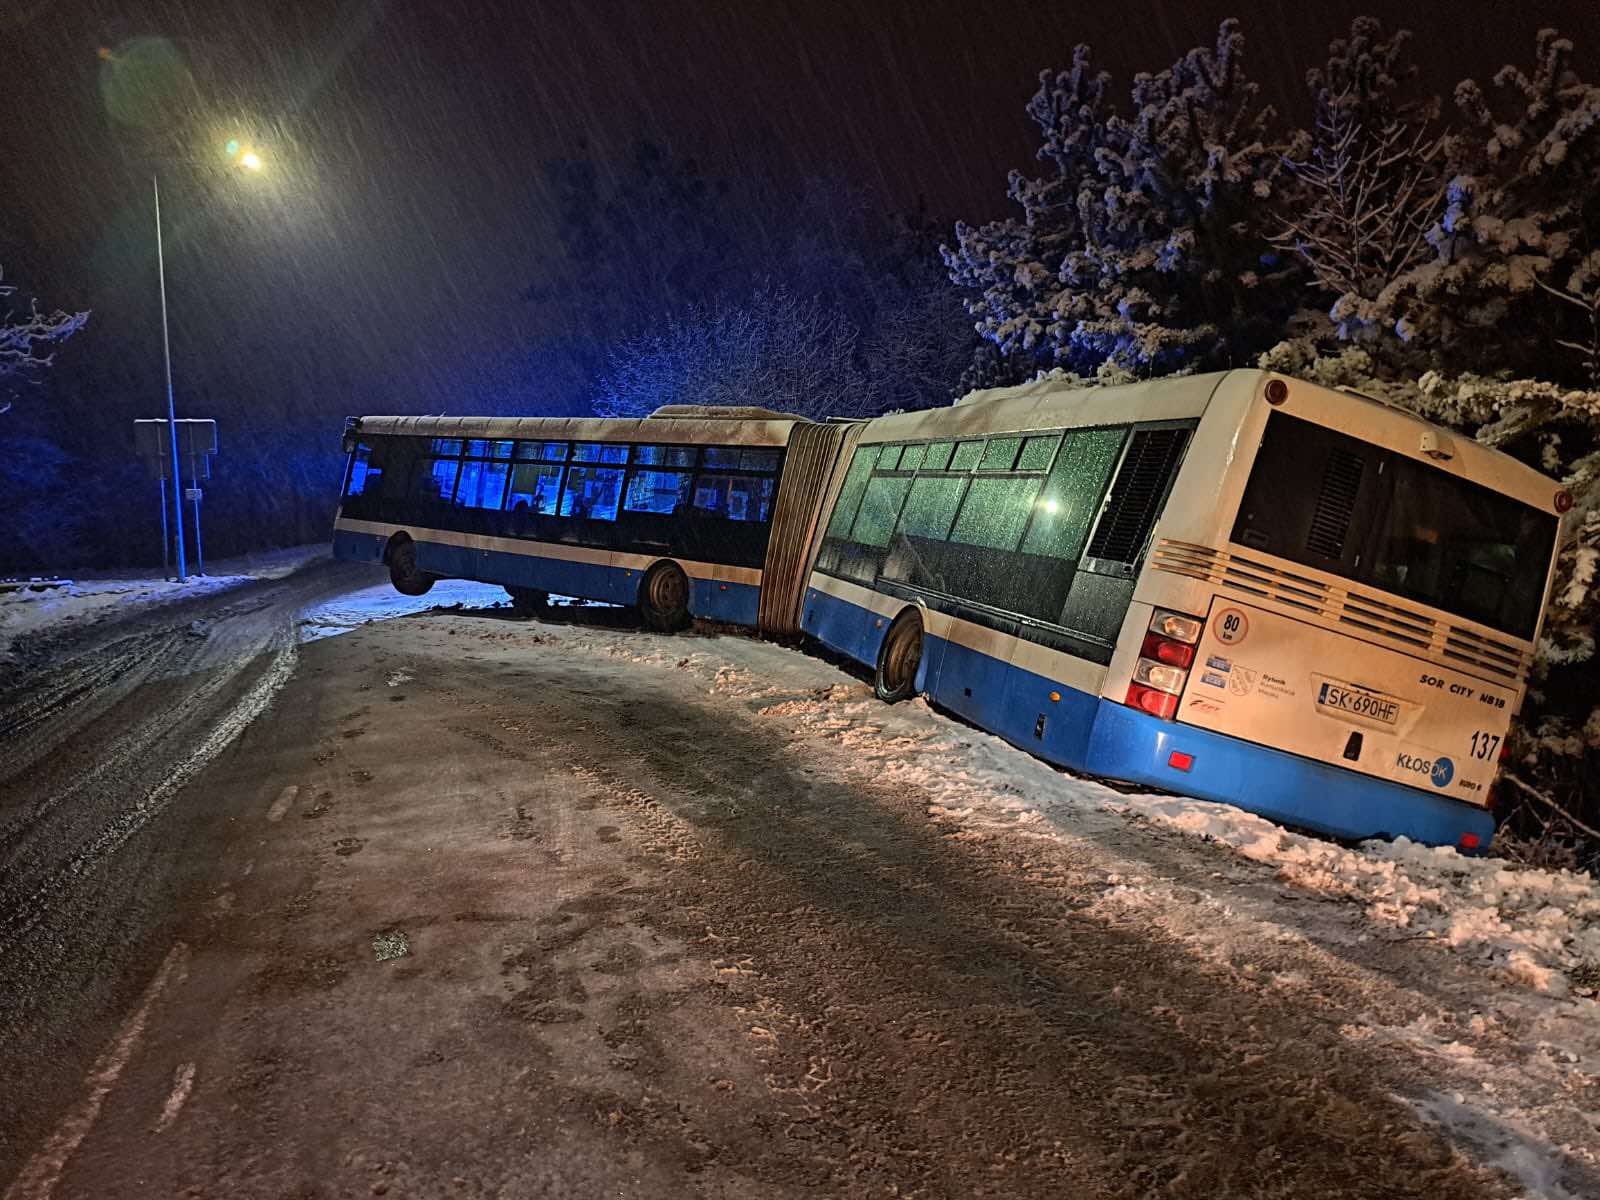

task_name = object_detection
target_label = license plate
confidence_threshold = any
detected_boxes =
[1316,680,1400,726]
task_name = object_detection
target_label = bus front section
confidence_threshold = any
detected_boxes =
[1093,373,1565,852]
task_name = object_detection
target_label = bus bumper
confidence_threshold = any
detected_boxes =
[1084,699,1496,853]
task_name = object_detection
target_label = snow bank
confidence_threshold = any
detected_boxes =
[1,545,328,660]
[1116,794,1600,995]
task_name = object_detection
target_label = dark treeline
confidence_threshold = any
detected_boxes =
[0,142,975,575]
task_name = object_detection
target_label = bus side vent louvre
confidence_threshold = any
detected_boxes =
[1087,428,1190,564]
[1305,448,1365,560]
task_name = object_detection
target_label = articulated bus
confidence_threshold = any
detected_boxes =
[333,370,1566,850]
[331,409,846,633]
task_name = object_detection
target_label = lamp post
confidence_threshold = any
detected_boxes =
[153,172,187,581]
[151,140,264,583]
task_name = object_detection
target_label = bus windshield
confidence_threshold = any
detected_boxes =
[1232,412,1557,640]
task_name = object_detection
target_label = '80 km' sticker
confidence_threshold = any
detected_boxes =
[1214,607,1249,645]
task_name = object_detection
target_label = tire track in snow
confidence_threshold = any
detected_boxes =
[0,633,299,955]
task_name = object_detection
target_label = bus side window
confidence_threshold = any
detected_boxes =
[411,454,460,504]
[693,475,777,522]
[626,469,693,514]
[1020,429,1125,562]
[823,445,880,539]
[560,464,625,520]
[345,443,381,497]
[507,463,565,515]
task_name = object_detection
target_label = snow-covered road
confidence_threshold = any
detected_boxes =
[2,575,1597,1197]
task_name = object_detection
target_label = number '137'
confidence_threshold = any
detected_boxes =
[1470,732,1501,761]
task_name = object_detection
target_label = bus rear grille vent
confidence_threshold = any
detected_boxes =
[1305,448,1365,560]
[1087,428,1191,564]
[1443,627,1525,680]
[1152,542,1331,613]
[1153,541,1530,683]
[1337,590,1436,648]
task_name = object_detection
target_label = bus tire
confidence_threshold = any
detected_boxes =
[875,609,923,704]
[386,537,435,597]
[507,586,550,618]
[639,561,690,632]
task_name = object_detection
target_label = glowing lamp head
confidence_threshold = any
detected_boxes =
[240,151,262,170]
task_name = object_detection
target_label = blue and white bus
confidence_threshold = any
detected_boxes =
[331,409,847,633]
[333,370,1565,850]
[799,370,1565,851]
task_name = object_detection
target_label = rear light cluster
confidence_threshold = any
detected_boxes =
[1125,608,1205,720]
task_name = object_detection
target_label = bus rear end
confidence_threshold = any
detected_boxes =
[1091,372,1566,851]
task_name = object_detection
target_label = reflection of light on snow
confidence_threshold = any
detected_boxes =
[297,580,508,642]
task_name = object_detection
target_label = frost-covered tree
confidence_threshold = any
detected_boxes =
[944,21,1299,380]
[942,44,1114,377]
[0,266,88,416]
[1274,18,1446,343]
[592,284,864,421]
[1387,29,1600,379]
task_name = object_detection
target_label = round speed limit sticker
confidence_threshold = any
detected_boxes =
[1214,607,1249,645]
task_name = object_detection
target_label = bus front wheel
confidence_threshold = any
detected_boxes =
[639,562,690,632]
[875,610,923,703]
[387,538,435,597]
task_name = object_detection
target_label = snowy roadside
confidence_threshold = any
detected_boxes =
[308,581,1600,1193]
[305,580,1600,997]
[0,544,330,662]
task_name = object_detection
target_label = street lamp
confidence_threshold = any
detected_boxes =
[152,140,262,582]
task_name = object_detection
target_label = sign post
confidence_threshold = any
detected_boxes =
[135,419,218,578]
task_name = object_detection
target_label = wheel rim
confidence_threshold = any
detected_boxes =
[883,621,922,693]
[649,567,687,614]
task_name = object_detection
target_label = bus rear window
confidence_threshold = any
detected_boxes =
[1232,412,1557,639]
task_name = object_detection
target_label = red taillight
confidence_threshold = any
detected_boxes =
[1140,632,1195,669]
[1126,683,1179,719]
[1459,832,1481,851]
[1168,750,1194,771]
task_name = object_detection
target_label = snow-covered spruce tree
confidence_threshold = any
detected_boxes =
[592,284,866,422]
[0,266,88,416]
[1067,19,1300,372]
[1391,29,1600,380]
[941,44,1115,381]
[1273,18,1446,346]
[944,22,1300,381]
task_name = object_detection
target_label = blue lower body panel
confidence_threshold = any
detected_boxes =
[797,579,1494,850]
[1082,701,1494,849]
[691,577,761,626]
[333,528,388,564]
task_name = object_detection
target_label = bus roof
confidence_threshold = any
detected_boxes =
[861,371,1230,443]
[347,412,804,447]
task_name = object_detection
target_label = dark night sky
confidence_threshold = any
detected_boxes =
[3,0,1598,421]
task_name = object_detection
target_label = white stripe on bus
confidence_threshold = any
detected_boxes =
[805,571,1107,696]
[334,518,763,587]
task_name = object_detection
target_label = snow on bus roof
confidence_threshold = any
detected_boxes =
[348,412,803,446]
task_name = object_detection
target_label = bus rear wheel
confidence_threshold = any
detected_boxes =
[387,538,435,597]
[507,587,550,618]
[639,562,690,632]
[875,610,923,703]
